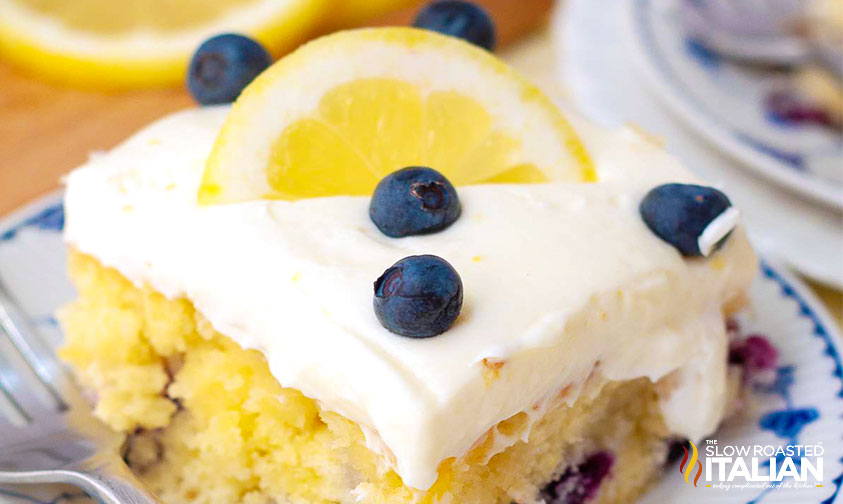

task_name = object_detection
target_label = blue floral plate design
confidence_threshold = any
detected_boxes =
[0,192,841,503]
[626,0,843,210]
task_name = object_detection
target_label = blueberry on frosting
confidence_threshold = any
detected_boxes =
[412,1,497,51]
[639,183,738,257]
[369,167,461,238]
[374,255,463,338]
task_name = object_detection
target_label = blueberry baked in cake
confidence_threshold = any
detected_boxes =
[59,13,757,504]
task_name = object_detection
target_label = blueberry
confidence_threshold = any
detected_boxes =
[729,335,779,375]
[639,183,737,257]
[369,167,461,238]
[665,438,690,467]
[373,255,463,338]
[412,1,497,51]
[188,33,271,105]
[539,451,614,504]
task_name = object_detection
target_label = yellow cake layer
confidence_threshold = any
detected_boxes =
[60,251,677,504]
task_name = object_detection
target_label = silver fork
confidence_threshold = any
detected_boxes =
[0,278,161,503]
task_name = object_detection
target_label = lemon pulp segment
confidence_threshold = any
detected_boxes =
[266,78,542,200]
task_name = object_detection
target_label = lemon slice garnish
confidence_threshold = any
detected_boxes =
[200,27,595,204]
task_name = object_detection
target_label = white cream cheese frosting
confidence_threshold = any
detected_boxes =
[63,106,757,490]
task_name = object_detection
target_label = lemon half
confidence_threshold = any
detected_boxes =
[0,0,328,88]
[200,28,595,204]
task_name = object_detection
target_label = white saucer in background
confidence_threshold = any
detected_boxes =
[628,0,843,210]
[549,0,843,289]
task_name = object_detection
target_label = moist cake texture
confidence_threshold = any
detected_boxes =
[63,251,674,503]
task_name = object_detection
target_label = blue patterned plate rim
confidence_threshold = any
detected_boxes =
[626,0,843,211]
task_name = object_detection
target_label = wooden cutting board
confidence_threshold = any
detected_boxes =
[0,0,552,216]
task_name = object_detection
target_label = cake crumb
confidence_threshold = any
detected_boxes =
[710,256,726,270]
[482,358,505,386]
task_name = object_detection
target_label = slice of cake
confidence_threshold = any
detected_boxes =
[59,27,757,504]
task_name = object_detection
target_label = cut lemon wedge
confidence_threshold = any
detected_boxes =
[199,27,595,204]
[0,0,328,88]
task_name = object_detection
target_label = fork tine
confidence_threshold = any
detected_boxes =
[0,330,61,423]
[0,359,30,426]
[0,416,93,471]
[0,281,67,412]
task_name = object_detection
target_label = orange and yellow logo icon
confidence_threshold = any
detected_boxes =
[679,440,703,487]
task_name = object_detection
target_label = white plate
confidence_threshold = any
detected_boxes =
[551,0,843,289]
[0,193,841,502]
[626,0,843,210]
